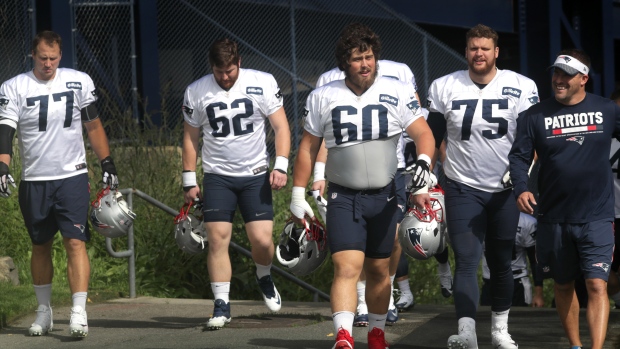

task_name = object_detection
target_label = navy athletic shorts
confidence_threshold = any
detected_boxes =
[326,180,398,258]
[18,173,91,245]
[537,219,614,283]
[202,172,273,223]
[395,169,407,223]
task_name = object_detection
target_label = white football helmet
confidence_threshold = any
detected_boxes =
[174,201,207,255]
[276,218,328,276]
[90,187,137,238]
[399,187,446,260]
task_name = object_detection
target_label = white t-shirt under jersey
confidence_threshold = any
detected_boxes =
[183,68,283,177]
[0,68,97,180]
[427,69,538,192]
[316,60,418,168]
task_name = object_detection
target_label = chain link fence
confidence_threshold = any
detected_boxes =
[70,0,139,124]
[0,0,35,83]
[157,0,467,154]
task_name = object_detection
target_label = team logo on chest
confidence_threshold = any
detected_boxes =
[246,86,263,95]
[379,94,398,107]
[566,136,584,145]
[66,82,82,90]
[502,87,521,98]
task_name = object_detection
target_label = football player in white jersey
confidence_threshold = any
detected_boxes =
[480,213,543,307]
[290,23,435,349]
[0,31,119,338]
[427,24,539,349]
[181,38,291,330]
[313,61,452,326]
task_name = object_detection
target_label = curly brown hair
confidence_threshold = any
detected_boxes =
[466,24,499,47]
[208,38,240,68]
[32,31,62,54]
[335,23,381,72]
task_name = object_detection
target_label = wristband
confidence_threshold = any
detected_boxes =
[417,154,432,166]
[313,162,326,182]
[182,171,197,188]
[292,186,306,200]
[274,156,288,174]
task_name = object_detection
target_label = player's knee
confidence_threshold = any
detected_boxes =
[585,278,608,296]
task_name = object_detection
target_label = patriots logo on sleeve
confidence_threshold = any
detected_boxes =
[182,105,193,117]
[275,89,282,99]
[0,97,9,110]
[528,96,539,104]
[303,108,309,118]
[406,99,420,114]
[426,99,432,108]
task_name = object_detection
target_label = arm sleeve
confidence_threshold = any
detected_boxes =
[304,90,323,138]
[427,112,446,150]
[264,74,284,116]
[509,109,536,197]
[182,85,200,128]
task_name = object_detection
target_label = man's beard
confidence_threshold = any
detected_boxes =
[345,69,377,92]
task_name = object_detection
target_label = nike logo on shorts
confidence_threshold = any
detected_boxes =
[387,196,395,202]
[256,212,267,217]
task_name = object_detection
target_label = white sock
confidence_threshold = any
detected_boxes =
[33,284,52,307]
[458,317,476,333]
[211,282,230,303]
[357,281,366,305]
[390,274,396,284]
[397,279,412,295]
[255,262,271,279]
[492,309,510,330]
[72,292,87,309]
[438,261,451,274]
[368,312,387,331]
[332,311,355,334]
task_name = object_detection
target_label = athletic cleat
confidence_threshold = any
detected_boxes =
[69,305,88,338]
[354,303,369,327]
[256,274,282,312]
[491,326,518,348]
[28,305,53,336]
[386,306,398,326]
[395,291,415,312]
[206,299,231,330]
[368,327,390,349]
[439,269,454,298]
[332,327,354,349]
[447,324,478,349]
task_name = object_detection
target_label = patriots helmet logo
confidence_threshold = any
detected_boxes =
[562,56,571,63]
[407,227,427,258]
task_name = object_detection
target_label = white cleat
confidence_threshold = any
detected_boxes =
[28,305,53,336]
[447,324,478,349]
[69,305,89,338]
[256,275,282,312]
[492,326,518,348]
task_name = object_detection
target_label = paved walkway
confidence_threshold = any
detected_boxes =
[1,297,619,348]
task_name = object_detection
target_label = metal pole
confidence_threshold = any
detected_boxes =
[129,0,140,122]
[127,190,136,298]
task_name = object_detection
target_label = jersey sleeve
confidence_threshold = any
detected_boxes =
[401,82,422,129]
[516,78,539,114]
[303,89,323,138]
[182,84,201,128]
[426,78,446,115]
[263,73,284,117]
[518,214,537,248]
[0,80,19,127]
[78,73,97,109]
